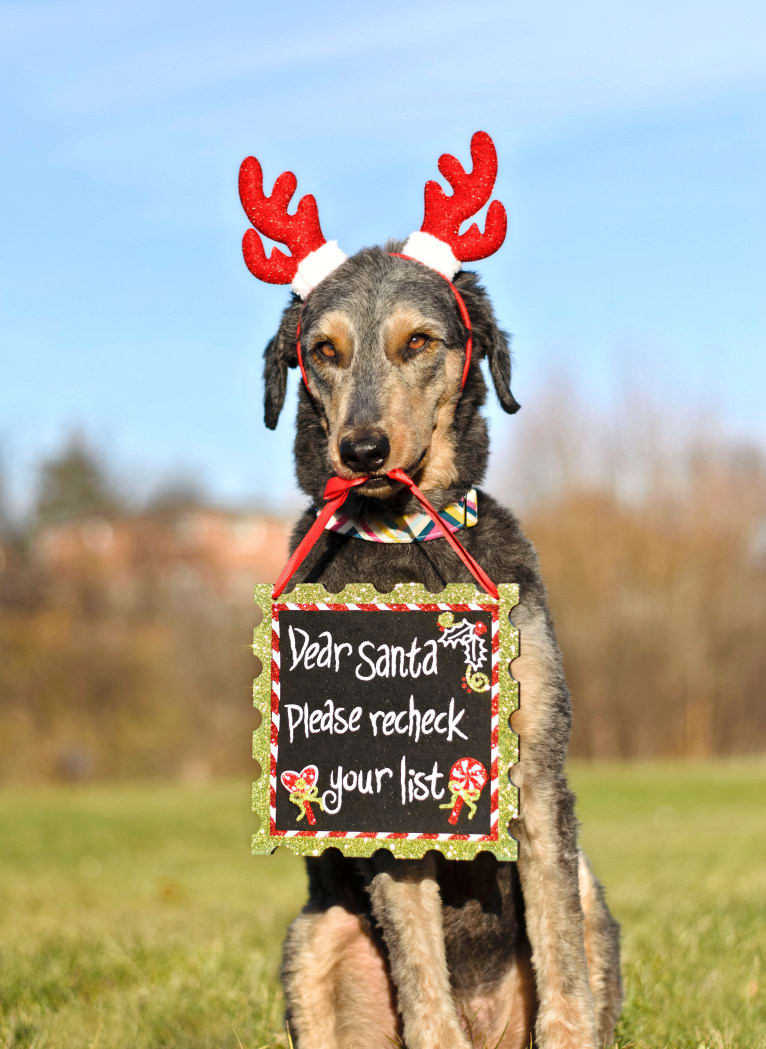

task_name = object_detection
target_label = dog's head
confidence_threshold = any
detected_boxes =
[241,133,520,505]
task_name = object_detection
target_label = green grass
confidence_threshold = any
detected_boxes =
[0,764,764,1049]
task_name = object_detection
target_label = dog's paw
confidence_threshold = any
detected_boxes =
[403,1017,472,1049]
[535,1006,598,1049]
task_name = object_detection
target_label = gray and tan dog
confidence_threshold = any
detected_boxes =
[240,134,622,1049]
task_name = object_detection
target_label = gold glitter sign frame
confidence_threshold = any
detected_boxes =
[252,582,519,861]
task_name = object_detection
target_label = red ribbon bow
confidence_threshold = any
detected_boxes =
[272,468,498,599]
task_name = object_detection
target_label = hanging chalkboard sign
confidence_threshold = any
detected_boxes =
[252,582,519,861]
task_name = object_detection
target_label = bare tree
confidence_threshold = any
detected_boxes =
[34,430,125,527]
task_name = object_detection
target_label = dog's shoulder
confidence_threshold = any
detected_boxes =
[471,490,548,608]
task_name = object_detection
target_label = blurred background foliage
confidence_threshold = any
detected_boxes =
[2,379,764,784]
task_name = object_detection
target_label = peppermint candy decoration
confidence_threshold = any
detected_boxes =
[444,756,488,825]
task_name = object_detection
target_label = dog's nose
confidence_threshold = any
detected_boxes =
[339,430,391,474]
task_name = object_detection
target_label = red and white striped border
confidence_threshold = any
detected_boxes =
[269,601,499,843]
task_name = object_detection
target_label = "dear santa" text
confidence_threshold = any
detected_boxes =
[287,625,439,681]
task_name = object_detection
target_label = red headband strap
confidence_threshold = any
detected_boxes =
[295,317,310,389]
[277,256,491,600]
[388,253,473,390]
[295,253,473,396]
[272,469,498,600]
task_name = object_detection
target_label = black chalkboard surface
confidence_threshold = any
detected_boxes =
[252,583,520,861]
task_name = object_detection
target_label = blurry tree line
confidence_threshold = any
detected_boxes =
[1,395,765,783]
[0,433,274,783]
[500,381,766,759]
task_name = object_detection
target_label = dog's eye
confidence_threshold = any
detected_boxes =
[407,333,429,352]
[314,341,337,361]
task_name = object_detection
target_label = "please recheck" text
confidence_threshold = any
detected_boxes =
[283,694,467,745]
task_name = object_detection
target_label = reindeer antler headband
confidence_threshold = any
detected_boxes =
[239,131,507,298]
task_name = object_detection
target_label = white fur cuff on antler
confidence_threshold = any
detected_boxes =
[292,240,348,299]
[401,231,461,281]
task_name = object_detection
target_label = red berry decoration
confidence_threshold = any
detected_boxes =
[474,621,487,636]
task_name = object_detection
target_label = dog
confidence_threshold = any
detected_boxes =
[243,135,622,1049]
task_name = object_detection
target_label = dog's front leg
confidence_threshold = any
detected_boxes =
[364,852,471,1049]
[282,899,399,1049]
[511,601,599,1049]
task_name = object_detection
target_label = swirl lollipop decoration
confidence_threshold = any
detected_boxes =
[440,756,488,825]
[281,765,324,825]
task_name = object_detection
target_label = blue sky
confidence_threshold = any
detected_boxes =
[1,0,764,514]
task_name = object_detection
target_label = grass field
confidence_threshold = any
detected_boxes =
[1,763,764,1049]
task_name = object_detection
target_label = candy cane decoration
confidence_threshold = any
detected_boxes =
[440,756,488,824]
[280,765,323,825]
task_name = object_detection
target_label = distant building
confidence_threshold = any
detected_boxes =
[33,506,292,606]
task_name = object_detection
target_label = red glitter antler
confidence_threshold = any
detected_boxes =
[420,131,507,262]
[238,157,330,287]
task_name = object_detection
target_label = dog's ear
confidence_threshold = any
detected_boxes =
[263,297,301,430]
[455,271,521,414]
[485,324,521,415]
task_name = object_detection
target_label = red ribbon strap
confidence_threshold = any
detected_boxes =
[386,468,498,599]
[272,470,498,599]
[274,251,492,599]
